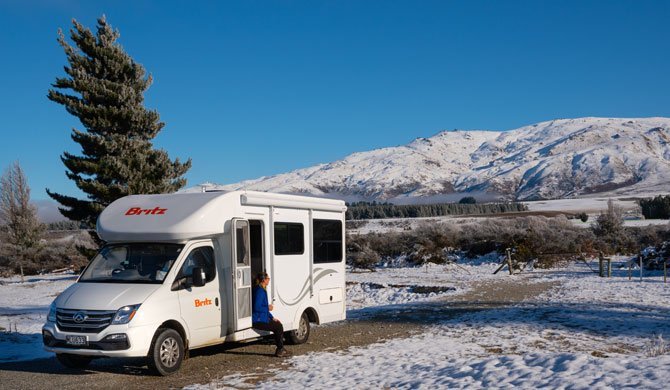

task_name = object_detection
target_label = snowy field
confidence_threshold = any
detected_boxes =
[346,255,502,310]
[200,261,670,389]
[0,272,77,362]
[4,259,670,389]
[0,258,502,362]
[524,197,641,213]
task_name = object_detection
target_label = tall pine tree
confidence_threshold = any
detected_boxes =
[46,16,191,229]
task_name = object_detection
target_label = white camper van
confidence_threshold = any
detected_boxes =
[42,191,347,375]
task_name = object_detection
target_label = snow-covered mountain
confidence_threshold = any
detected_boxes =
[190,117,670,201]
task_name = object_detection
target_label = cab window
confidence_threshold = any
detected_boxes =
[176,246,216,283]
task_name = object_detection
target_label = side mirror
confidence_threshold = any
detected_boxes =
[192,267,206,287]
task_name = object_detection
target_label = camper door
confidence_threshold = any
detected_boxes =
[232,219,252,330]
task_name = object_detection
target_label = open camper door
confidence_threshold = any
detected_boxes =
[232,219,252,330]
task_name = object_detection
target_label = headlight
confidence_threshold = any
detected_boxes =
[47,302,57,322]
[112,304,141,325]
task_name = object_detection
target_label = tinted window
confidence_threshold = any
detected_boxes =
[274,222,304,255]
[177,246,216,283]
[313,219,343,263]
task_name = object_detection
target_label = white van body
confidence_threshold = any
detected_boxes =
[42,191,346,368]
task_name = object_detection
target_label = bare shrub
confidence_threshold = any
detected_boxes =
[455,216,595,265]
[627,224,670,249]
[404,223,459,264]
[644,334,669,357]
[592,199,632,253]
[346,234,381,270]
[346,211,670,269]
[347,215,603,269]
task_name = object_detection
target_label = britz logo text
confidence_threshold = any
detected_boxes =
[125,207,168,216]
[195,298,212,307]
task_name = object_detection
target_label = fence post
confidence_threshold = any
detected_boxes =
[607,258,611,278]
[507,248,514,275]
[628,260,632,280]
[598,253,604,277]
[664,260,667,284]
[639,253,643,282]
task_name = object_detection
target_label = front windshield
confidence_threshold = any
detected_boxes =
[80,243,183,284]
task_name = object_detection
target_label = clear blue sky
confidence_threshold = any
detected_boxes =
[1,0,669,201]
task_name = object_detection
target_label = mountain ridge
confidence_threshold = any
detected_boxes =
[187,117,670,202]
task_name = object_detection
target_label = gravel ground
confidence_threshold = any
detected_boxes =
[0,277,558,390]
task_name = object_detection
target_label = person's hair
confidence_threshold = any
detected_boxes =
[254,272,269,286]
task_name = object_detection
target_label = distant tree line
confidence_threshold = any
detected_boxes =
[639,195,670,219]
[345,200,528,220]
[47,220,83,231]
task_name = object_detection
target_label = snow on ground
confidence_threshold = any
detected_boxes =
[346,255,502,310]
[202,261,670,389]
[0,273,77,362]
[524,197,641,213]
[0,258,502,363]
[622,219,670,227]
[5,258,670,389]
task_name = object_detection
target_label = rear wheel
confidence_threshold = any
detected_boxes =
[56,353,92,369]
[147,328,184,376]
[285,312,310,345]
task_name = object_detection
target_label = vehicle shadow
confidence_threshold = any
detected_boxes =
[0,356,149,377]
[0,336,278,376]
[189,339,277,358]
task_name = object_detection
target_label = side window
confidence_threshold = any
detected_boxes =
[274,222,304,255]
[177,247,216,283]
[313,219,343,263]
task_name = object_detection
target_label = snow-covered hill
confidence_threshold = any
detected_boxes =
[190,117,670,201]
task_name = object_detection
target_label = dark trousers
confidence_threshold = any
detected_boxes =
[253,321,284,349]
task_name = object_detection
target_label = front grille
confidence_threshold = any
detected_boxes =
[56,308,116,333]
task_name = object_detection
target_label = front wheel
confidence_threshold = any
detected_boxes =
[285,312,310,345]
[147,328,184,376]
[56,353,92,369]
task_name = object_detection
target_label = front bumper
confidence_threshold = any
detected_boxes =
[42,321,156,358]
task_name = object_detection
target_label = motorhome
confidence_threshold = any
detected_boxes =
[42,191,347,375]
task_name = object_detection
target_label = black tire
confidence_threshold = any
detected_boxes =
[285,312,310,345]
[56,353,92,369]
[147,328,184,376]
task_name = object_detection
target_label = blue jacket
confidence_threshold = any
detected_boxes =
[252,285,274,324]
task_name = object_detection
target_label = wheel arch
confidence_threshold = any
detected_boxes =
[156,319,189,350]
[303,306,320,325]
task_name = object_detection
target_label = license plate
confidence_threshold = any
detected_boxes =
[66,335,88,346]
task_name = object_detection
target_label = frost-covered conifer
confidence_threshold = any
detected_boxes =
[46,16,191,228]
[0,162,45,249]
